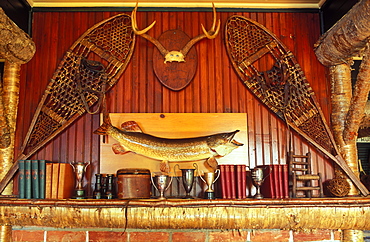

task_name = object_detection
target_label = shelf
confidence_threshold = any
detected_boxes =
[1,197,370,230]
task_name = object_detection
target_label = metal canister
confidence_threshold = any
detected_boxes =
[116,168,151,199]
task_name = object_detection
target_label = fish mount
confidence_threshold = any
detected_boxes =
[0,13,136,194]
[93,113,244,173]
[131,3,220,91]
[224,15,369,196]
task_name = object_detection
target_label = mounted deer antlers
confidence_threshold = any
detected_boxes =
[131,3,220,63]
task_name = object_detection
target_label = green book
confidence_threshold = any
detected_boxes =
[32,160,39,199]
[39,160,46,199]
[24,160,32,199]
[18,160,25,199]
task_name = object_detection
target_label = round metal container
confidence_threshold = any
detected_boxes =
[116,168,151,199]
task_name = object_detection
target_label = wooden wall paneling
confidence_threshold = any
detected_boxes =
[14,10,336,197]
[213,11,223,113]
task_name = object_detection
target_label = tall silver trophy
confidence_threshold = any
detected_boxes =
[151,173,173,199]
[70,161,90,199]
[174,163,199,199]
[251,166,270,199]
[200,169,220,199]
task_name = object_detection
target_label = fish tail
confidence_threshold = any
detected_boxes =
[93,112,112,135]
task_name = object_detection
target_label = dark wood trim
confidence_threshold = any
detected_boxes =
[31,7,320,13]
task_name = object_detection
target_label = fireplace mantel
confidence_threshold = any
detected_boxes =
[1,198,370,230]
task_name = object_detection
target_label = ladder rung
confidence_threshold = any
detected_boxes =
[296,187,321,191]
[292,162,309,165]
[296,174,320,180]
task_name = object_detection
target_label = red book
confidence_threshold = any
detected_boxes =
[282,164,289,198]
[259,165,274,198]
[241,165,247,199]
[225,165,232,199]
[272,165,280,199]
[219,165,227,199]
[236,165,242,199]
[230,165,236,199]
[277,165,284,199]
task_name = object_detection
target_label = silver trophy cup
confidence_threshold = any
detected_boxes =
[151,174,173,199]
[251,166,270,199]
[70,161,90,199]
[200,169,220,199]
[174,163,199,199]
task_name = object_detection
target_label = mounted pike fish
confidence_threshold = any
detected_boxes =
[94,113,243,172]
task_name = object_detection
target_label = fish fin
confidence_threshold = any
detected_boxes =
[213,146,229,157]
[206,157,218,171]
[93,112,112,135]
[121,121,143,132]
[160,160,170,173]
[112,143,129,154]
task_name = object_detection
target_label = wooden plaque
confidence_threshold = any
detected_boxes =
[153,29,197,91]
[99,113,248,175]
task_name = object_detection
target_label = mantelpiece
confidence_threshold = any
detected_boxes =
[1,198,370,230]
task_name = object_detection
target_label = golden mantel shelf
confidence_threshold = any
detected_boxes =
[1,197,370,230]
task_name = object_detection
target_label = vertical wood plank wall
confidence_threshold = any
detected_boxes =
[16,10,332,195]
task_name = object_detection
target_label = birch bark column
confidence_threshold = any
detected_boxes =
[0,8,36,195]
[315,0,370,196]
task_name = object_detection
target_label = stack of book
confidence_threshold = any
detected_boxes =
[45,162,75,199]
[18,161,75,199]
[218,164,247,199]
[258,164,289,199]
[18,160,47,199]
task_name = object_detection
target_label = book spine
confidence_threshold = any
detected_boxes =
[241,165,247,199]
[272,165,280,199]
[219,165,227,199]
[51,163,60,199]
[39,160,46,199]
[236,165,242,199]
[277,164,283,199]
[32,160,39,199]
[57,163,75,199]
[24,160,32,199]
[225,165,231,199]
[45,163,53,199]
[18,160,25,199]
[230,165,236,199]
[282,164,289,198]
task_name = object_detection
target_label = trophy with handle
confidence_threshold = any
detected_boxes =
[174,163,199,199]
[70,161,90,199]
[251,166,270,199]
[200,169,220,199]
[151,173,173,199]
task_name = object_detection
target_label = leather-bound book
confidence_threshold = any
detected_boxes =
[57,163,75,199]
